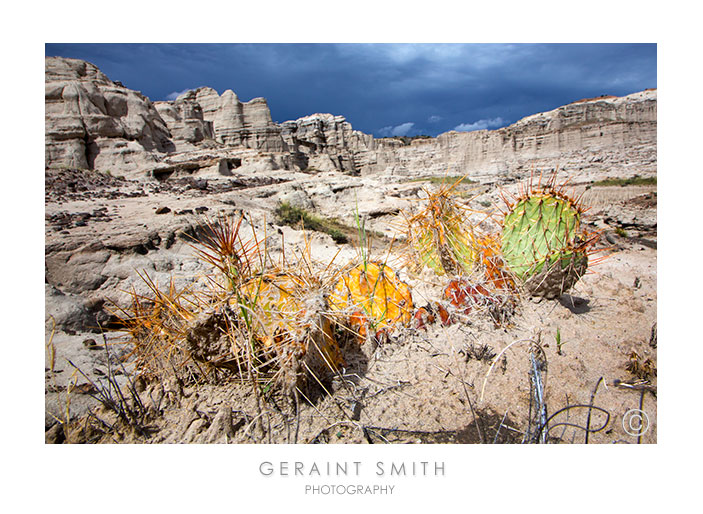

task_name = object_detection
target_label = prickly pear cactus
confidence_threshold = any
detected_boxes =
[474,233,515,291]
[329,261,413,341]
[236,272,345,390]
[501,187,590,299]
[405,185,478,276]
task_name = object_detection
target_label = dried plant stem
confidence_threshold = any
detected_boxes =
[480,338,535,401]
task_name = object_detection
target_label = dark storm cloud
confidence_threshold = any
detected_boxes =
[45,43,656,137]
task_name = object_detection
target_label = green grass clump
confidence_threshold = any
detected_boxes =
[407,175,476,185]
[275,201,350,244]
[592,175,656,187]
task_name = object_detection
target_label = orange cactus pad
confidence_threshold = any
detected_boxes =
[413,306,435,330]
[329,261,414,338]
[474,233,516,291]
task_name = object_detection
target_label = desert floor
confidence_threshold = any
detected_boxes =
[44,167,657,444]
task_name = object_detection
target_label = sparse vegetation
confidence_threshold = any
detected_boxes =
[592,175,656,187]
[67,335,155,439]
[47,167,656,445]
[555,327,565,355]
[275,201,350,244]
[463,342,497,362]
[106,209,426,434]
[625,350,657,380]
[407,175,476,185]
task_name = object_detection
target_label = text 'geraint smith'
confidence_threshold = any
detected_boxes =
[259,461,445,477]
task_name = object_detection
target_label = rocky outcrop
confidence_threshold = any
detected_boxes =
[280,113,373,172]
[153,96,214,147]
[184,88,285,151]
[45,57,656,182]
[45,57,175,174]
[277,90,656,179]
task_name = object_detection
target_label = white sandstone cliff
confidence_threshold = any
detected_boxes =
[45,57,656,182]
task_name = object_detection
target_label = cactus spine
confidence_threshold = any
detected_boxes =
[237,271,345,391]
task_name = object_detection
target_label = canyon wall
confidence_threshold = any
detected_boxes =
[45,57,656,180]
[357,90,657,179]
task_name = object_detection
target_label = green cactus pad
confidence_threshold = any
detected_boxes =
[501,193,588,298]
[521,250,588,299]
[414,229,444,274]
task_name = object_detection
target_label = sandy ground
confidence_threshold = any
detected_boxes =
[44,167,657,444]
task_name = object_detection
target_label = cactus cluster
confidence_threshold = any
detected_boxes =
[121,216,417,395]
[401,171,597,330]
[121,171,598,397]
[401,178,518,327]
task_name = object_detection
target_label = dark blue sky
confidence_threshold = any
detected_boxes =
[45,43,656,138]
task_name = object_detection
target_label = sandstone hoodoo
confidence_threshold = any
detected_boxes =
[45,56,656,181]
[161,87,285,151]
[45,57,175,174]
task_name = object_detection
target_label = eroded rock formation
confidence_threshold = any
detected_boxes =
[45,56,656,181]
[153,95,213,147]
[355,90,657,179]
[280,113,372,172]
[184,87,284,151]
[45,57,174,174]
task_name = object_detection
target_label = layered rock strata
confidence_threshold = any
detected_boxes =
[280,113,373,173]
[153,95,214,147]
[357,90,657,179]
[45,57,656,181]
[45,57,174,174]
[187,87,284,151]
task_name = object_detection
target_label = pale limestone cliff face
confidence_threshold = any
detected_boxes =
[277,91,656,179]
[153,96,214,146]
[182,87,285,151]
[354,90,657,179]
[45,57,656,182]
[280,113,373,172]
[45,57,174,174]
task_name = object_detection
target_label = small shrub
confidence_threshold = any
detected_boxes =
[275,201,350,244]
[327,229,348,244]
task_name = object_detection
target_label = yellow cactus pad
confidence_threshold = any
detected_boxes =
[329,262,413,339]
[403,182,481,276]
[236,273,344,372]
